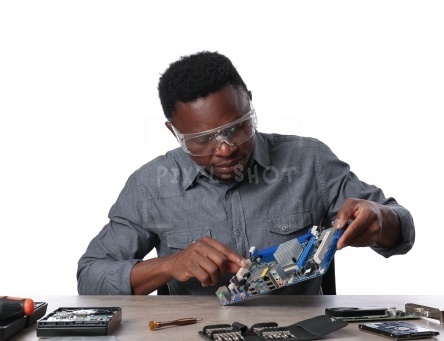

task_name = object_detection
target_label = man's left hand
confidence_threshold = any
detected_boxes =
[334,198,401,250]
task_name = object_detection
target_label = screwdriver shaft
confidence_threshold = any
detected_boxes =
[149,317,202,330]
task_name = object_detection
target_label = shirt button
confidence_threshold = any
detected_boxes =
[235,231,241,237]
[281,225,288,231]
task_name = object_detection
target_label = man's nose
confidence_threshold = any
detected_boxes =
[215,135,234,147]
[214,136,237,156]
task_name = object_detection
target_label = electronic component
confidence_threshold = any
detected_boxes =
[359,321,439,340]
[325,306,423,322]
[405,303,444,324]
[327,303,444,323]
[36,307,122,337]
[216,225,344,305]
[326,306,388,318]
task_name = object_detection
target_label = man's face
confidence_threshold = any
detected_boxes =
[167,85,255,181]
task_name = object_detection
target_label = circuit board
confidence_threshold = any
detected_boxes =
[216,225,344,305]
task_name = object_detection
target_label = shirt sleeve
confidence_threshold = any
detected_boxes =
[77,172,156,294]
[315,140,415,258]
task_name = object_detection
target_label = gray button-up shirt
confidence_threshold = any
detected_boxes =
[77,132,415,295]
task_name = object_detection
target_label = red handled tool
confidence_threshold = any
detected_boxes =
[0,296,34,321]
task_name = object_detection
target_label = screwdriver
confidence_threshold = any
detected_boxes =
[0,296,34,321]
[149,317,203,330]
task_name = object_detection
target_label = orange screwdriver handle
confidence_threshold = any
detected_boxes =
[0,296,34,321]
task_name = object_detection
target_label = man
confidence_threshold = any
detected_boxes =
[77,51,414,295]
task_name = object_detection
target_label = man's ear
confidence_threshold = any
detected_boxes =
[248,90,252,101]
[165,121,176,137]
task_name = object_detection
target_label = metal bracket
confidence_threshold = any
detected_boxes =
[405,303,443,324]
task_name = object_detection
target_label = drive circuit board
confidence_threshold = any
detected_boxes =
[216,226,344,305]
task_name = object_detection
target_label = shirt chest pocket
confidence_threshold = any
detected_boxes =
[266,210,313,236]
[166,227,212,250]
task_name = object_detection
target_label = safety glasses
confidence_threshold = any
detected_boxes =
[170,102,257,156]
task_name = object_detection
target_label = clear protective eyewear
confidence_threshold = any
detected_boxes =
[170,102,257,156]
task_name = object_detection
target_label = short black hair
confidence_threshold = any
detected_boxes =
[158,51,248,120]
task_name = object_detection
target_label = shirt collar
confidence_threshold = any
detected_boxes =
[176,149,205,190]
[251,131,271,170]
[180,131,271,190]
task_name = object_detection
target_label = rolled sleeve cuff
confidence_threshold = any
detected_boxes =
[78,259,140,295]
[371,205,415,258]
[105,259,140,295]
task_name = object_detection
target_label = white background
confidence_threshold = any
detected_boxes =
[1,0,443,297]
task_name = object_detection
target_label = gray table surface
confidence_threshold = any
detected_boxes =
[11,295,444,340]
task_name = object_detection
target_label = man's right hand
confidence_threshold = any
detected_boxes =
[166,236,249,287]
[130,236,248,294]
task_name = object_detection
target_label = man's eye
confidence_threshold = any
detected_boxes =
[195,135,216,144]
[222,126,237,135]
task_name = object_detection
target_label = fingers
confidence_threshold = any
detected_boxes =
[334,198,359,249]
[186,254,222,287]
[199,237,249,267]
[194,237,249,285]
[334,199,383,250]
[169,237,248,287]
[339,213,379,248]
[333,198,360,230]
